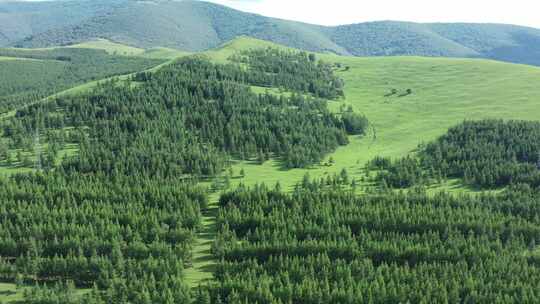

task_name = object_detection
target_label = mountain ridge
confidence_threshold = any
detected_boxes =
[2,0,540,66]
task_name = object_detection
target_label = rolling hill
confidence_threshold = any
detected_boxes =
[1,35,540,302]
[198,37,540,192]
[1,0,540,66]
[2,36,540,193]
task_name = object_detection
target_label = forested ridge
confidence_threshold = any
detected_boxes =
[0,47,163,114]
[229,48,344,99]
[4,49,358,175]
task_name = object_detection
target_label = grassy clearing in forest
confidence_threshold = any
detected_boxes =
[208,38,540,192]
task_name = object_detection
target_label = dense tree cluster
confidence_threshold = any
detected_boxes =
[0,172,204,303]
[209,182,540,303]
[230,48,344,99]
[341,111,369,135]
[0,49,363,302]
[371,120,540,189]
[0,47,163,113]
[6,55,351,174]
[368,156,431,189]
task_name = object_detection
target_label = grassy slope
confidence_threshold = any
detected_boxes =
[0,56,46,62]
[205,38,540,192]
[183,193,220,287]
[66,39,145,56]
[0,283,23,303]
[65,39,192,60]
[141,47,191,60]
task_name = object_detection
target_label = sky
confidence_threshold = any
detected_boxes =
[204,0,540,28]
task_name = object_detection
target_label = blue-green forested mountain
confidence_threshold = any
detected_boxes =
[2,0,540,66]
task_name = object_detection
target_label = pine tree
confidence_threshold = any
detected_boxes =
[340,168,349,184]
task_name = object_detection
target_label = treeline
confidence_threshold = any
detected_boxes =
[230,48,344,99]
[370,120,540,189]
[208,182,540,303]
[0,47,163,113]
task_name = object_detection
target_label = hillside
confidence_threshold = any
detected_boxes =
[1,36,540,303]
[0,45,164,114]
[2,0,540,66]
[0,0,125,45]
[199,39,540,303]
[203,37,540,192]
[0,38,358,303]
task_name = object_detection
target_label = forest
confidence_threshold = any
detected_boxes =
[208,179,540,303]
[370,120,540,189]
[3,50,360,175]
[0,47,163,113]
[229,48,345,99]
[0,173,204,303]
[2,42,539,304]
[0,48,370,303]
[199,119,540,303]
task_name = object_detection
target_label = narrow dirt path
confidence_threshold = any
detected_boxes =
[184,194,219,287]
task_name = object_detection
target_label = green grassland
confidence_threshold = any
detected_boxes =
[203,38,540,193]
[140,47,192,59]
[0,56,46,62]
[0,283,23,303]
[66,39,191,59]
[66,39,146,56]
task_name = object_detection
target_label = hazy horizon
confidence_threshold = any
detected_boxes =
[4,0,540,29]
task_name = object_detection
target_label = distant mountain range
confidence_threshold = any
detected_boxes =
[2,0,540,66]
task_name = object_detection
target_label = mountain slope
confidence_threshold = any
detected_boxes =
[0,45,164,114]
[328,21,479,57]
[0,0,125,45]
[8,0,346,54]
[2,0,540,66]
[428,23,540,66]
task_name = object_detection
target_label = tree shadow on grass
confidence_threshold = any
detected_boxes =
[0,290,17,296]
